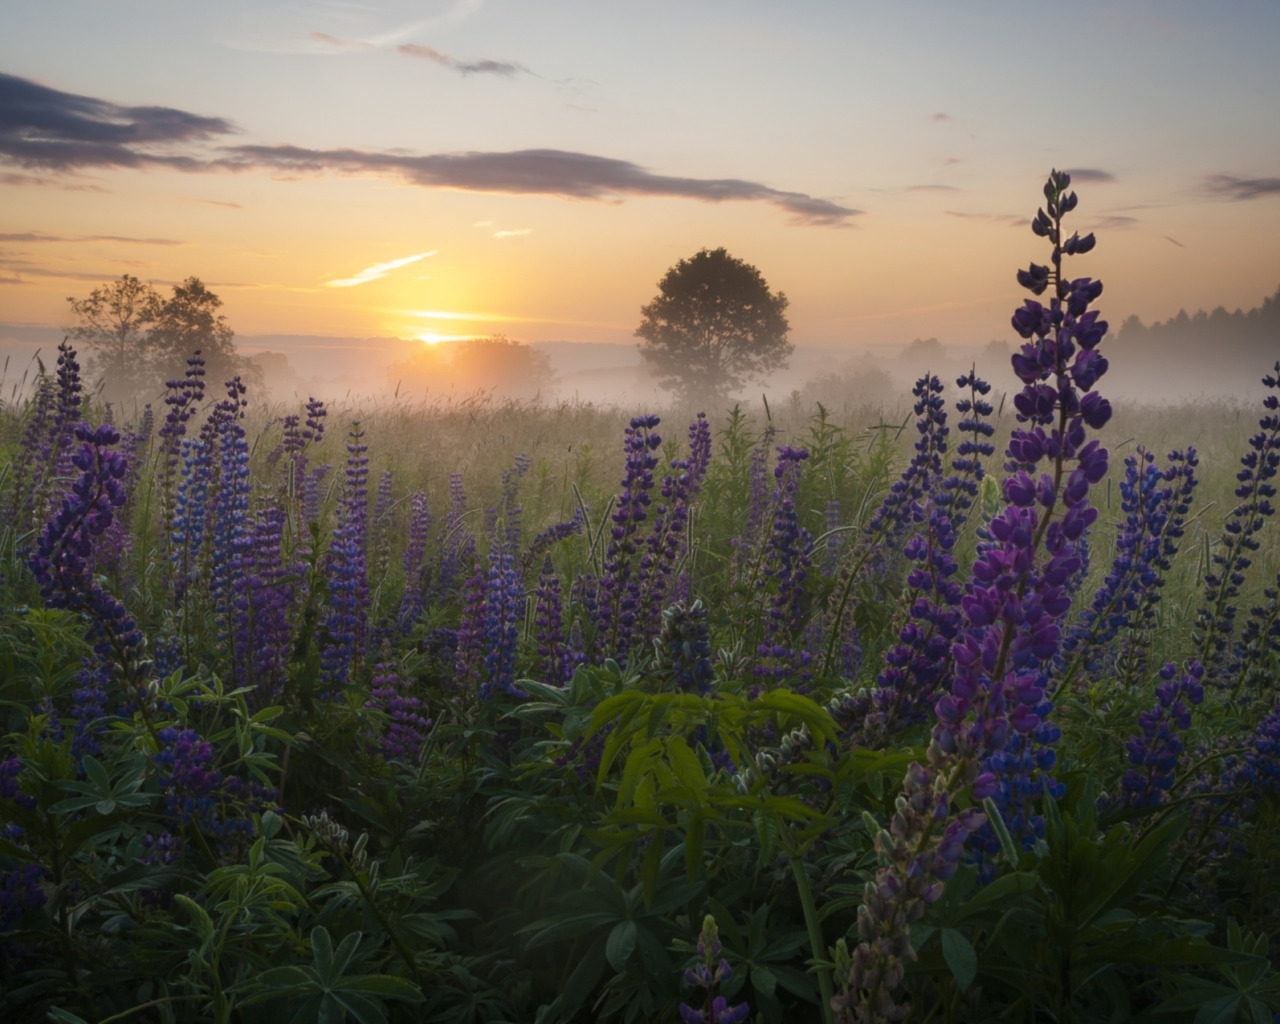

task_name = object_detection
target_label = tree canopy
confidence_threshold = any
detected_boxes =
[635,247,792,403]
[67,275,254,405]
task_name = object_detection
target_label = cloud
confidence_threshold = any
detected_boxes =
[1201,173,1280,201]
[0,231,183,245]
[494,228,530,238]
[1,72,856,226]
[1067,168,1115,183]
[307,31,374,51]
[931,112,951,122]
[396,43,526,77]
[325,250,437,288]
[906,184,957,192]
[944,210,1023,226]
[0,71,235,172]
[1165,235,1185,248]
[1089,215,1139,230]
[227,145,860,225]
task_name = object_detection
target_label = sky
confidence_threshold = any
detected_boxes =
[2,0,1279,360]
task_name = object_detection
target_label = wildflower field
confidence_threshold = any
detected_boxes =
[2,173,1279,1024]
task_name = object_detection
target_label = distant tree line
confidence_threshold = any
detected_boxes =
[66,274,258,406]
[389,335,556,401]
[1109,284,1280,395]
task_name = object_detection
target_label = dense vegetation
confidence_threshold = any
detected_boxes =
[2,173,1279,1023]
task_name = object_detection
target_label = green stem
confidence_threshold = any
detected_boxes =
[788,853,836,1024]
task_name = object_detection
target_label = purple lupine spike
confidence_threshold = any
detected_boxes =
[480,529,524,699]
[170,435,212,612]
[1058,446,1199,692]
[436,472,474,601]
[454,562,488,694]
[635,413,712,643]
[837,171,1115,1022]
[28,423,145,678]
[595,415,663,662]
[1119,662,1205,809]
[533,568,580,685]
[865,374,950,545]
[234,507,293,701]
[1194,363,1280,690]
[399,491,432,631]
[8,373,58,529]
[209,381,253,673]
[753,445,815,688]
[366,656,431,761]
[320,424,370,689]
[679,915,750,1024]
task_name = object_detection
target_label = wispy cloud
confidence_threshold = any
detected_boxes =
[1201,173,1280,201]
[227,145,860,225]
[325,250,437,288]
[307,31,374,51]
[0,71,235,172]
[0,231,184,245]
[395,43,527,77]
[1090,215,1139,230]
[944,210,1023,226]
[0,72,856,226]
[494,228,530,238]
[1165,235,1186,248]
[1067,168,1115,183]
[931,112,951,122]
[906,184,957,192]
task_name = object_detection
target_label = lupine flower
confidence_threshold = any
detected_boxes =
[753,446,815,687]
[157,352,206,556]
[729,424,777,589]
[28,423,146,677]
[655,600,715,695]
[171,435,212,611]
[1058,446,1198,691]
[838,171,1113,1022]
[453,563,488,695]
[533,566,582,685]
[209,380,252,672]
[1119,661,1205,809]
[234,506,293,699]
[398,491,433,631]
[679,915,750,1024]
[1194,363,1280,690]
[321,424,370,688]
[436,472,474,601]
[635,414,712,643]
[595,415,663,661]
[365,656,431,761]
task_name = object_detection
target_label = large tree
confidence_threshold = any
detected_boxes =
[68,274,257,403]
[148,276,240,384]
[635,247,792,403]
[66,274,162,403]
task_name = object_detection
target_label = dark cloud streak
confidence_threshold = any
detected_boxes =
[396,43,526,77]
[0,71,235,171]
[225,144,859,225]
[0,71,855,225]
[1202,174,1280,201]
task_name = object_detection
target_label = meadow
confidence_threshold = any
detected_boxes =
[1,173,1279,1024]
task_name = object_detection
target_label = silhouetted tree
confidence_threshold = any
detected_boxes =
[635,248,791,402]
[68,274,256,403]
[149,276,247,386]
[66,274,161,402]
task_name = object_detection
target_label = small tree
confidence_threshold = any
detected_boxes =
[66,274,162,403]
[635,248,792,403]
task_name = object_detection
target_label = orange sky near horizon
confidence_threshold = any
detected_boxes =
[3,1,1279,358]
